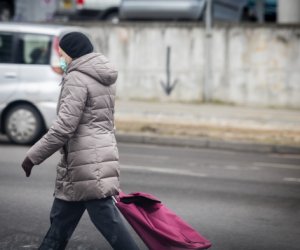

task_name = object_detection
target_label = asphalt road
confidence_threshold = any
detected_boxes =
[0,137,299,250]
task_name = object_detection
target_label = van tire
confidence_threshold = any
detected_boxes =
[103,11,120,24]
[4,104,45,145]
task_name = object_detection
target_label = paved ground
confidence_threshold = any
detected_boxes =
[115,100,300,148]
[0,138,300,250]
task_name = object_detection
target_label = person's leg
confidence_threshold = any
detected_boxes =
[85,197,139,250]
[39,198,86,250]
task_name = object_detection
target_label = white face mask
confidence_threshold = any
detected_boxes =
[59,57,68,72]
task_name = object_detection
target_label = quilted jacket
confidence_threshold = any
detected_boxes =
[26,52,120,201]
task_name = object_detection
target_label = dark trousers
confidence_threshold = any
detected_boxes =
[38,197,139,250]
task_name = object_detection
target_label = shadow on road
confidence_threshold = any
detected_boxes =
[0,135,11,144]
[0,135,21,146]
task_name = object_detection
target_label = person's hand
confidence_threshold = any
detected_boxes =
[21,156,34,177]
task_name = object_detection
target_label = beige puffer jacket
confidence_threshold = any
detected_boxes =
[26,52,120,201]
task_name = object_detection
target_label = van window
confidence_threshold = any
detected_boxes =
[0,33,14,63]
[16,34,52,65]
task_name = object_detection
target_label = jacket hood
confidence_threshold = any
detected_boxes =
[67,52,118,86]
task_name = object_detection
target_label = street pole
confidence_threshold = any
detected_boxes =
[256,0,265,23]
[278,0,300,24]
[204,0,213,102]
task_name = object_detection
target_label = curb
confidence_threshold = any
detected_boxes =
[115,133,300,154]
[1,134,299,154]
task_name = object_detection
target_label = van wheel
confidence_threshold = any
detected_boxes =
[104,11,120,24]
[0,3,12,21]
[4,104,45,145]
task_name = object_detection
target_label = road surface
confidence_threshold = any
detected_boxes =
[0,137,299,250]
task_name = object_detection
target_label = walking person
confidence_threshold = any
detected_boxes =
[21,32,139,250]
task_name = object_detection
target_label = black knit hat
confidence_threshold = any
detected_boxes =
[59,32,94,59]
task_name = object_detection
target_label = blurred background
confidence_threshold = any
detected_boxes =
[0,0,300,250]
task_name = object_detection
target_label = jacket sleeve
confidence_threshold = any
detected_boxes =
[26,74,88,165]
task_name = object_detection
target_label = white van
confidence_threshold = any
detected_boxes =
[0,23,79,144]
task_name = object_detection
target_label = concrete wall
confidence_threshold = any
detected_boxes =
[86,23,300,109]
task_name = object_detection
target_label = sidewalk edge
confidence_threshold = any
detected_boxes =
[115,133,300,154]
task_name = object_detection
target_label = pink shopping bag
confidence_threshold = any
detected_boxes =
[115,191,212,250]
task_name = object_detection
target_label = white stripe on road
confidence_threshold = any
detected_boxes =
[121,164,207,178]
[224,165,240,170]
[283,177,300,183]
[253,162,300,170]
